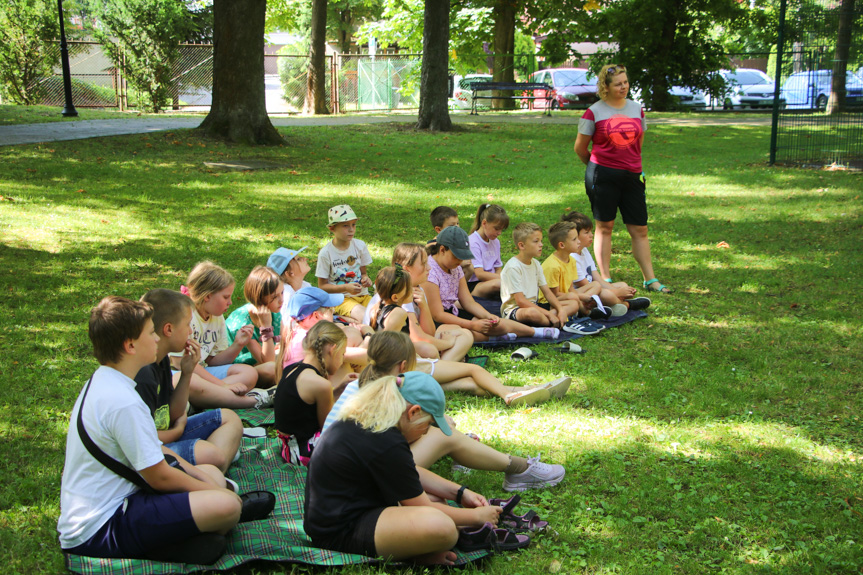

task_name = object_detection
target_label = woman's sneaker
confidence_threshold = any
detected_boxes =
[503,456,566,492]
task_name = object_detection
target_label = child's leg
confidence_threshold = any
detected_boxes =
[411,427,510,471]
[487,317,537,338]
[349,305,366,323]
[188,374,259,410]
[414,340,441,360]
[225,364,258,391]
[438,378,486,395]
[374,507,458,562]
[431,360,526,399]
[470,278,501,299]
[436,326,473,362]
[188,490,242,535]
[253,362,276,388]
[201,409,242,472]
[339,325,364,347]
[171,410,242,473]
[554,300,581,322]
[510,306,552,327]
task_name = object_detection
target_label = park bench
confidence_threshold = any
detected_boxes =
[469,81,554,116]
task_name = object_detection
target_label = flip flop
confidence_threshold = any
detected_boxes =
[556,342,585,354]
[456,522,531,552]
[511,347,538,361]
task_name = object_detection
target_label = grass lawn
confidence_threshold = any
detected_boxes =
[0,115,861,574]
[0,104,201,126]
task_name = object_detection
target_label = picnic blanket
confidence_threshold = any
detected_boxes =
[474,309,648,348]
[65,435,488,574]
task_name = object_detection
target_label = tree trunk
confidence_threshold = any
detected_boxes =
[416,0,451,131]
[304,0,330,114]
[339,8,353,54]
[826,0,855,114]
[492,0,516,110]
[648,1,678,111]
[198,0,284,145]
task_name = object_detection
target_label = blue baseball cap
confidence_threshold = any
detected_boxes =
[398,371,451,436]
[267,246,307,275]
[287,287,344,320]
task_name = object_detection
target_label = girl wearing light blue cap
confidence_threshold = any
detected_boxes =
[304,370,501,564]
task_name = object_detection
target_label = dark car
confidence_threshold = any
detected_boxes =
[525,68,599,109]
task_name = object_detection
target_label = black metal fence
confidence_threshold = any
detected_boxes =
[771,0,863,167]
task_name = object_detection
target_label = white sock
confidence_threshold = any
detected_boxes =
[506,332,517,340]
[534,327,560,339]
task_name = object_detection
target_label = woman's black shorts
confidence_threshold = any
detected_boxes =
[584,162,648,226]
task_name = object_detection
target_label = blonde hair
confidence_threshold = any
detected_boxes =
[357,331,417,386]
[276,320,346,383]
[243,265,281,307]
[512,221,541,246]
[338,375,427,433]
[598,64,627,100]
[186,261,235,308]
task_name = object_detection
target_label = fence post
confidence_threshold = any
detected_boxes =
[331,55,339,115]
[769,0,787,166]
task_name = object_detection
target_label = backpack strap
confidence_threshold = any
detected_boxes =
[76,375,157,495]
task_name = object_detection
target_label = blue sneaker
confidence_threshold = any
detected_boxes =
[562,317,605,335]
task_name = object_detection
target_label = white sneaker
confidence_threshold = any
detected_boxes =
[610,303,629,317]
[503,456,566,492]
[542,376,572,399]
[505,386,551,407]
[247,388,275,409]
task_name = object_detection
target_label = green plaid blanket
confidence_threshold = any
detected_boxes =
[65,431,488,574]
[236,406,275,428]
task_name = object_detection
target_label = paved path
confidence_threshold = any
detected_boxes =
[0,112,772,147]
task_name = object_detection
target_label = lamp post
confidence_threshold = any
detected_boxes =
[57,0,78,117]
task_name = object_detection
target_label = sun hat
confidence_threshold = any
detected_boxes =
[435,226,475,261]
[327,204,358,226]
[267,246,307,275]
[397,371,452,436]
[287,287,344,320]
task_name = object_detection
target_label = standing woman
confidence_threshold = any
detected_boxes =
[574,64,672,293]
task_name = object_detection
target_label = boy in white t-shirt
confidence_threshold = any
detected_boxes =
[563,211,651,313]
[58,296,273,564]
[316,205,373,322]
[500,223,581,338]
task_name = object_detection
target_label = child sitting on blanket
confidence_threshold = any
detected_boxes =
[304,368,502,564]
[282,286,366,380]
[539,221,599,318]
[274,321,348,466]
[316,204,373,323]
[136,289,242,474]
[561,211,651,313]
[423,225,538,343]
[179,261,274,412]
[428,205,475,281]
[324,333,569,490]
[466,202,509,298]
[225,266,285,387]
[59,296,262,564]
[499,223,580,335]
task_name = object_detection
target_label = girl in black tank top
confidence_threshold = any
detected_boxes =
[273,321,347,465]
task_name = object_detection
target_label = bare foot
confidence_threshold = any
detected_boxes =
[413,550,457,565]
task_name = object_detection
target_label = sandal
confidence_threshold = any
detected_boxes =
[456,522,531,552]
[556,341,585,354]
[489,495,549,532]
[511,347,538,361]
[643,278,673,293]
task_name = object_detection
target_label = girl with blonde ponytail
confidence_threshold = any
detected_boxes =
[273,321,351,466]
[322,332,566,494]
[304,368,502,563]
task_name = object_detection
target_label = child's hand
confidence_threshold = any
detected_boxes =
[470,318,493,334]
[344,282,362,296]
[229,382,247,395]
[471,504,501,525]
[360,274,372,288]
[436,335,455,350]
[335,372,358,394]
[234,325,254,346]
[179,339,201,374]
[412,286,425,305]
[249,306,272,328]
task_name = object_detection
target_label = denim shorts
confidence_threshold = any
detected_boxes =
[204,364,233,380]
[64,491,199,559]
[165,410,223,464]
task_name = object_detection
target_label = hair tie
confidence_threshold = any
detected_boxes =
[395,374,404,388]
[180,285,190,296]
[368,358,376,366]
[485,203,491,209]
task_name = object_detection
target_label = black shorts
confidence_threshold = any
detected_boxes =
[434,308,475,331]
[466,281,479,293]
[504,301,549,321]
[311,507,383,558]
[585,162,648,226]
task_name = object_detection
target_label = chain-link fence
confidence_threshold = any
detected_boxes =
[336,54,421,113]
[29,41,119,108]
[771,0,863,167]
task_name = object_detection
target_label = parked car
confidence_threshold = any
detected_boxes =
[781,70,863,110]
[712,69,785,109]
[449,74,493,109]
[524,68,599,109]
[668,84,707,108]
